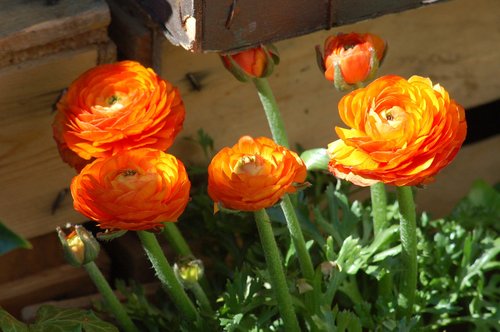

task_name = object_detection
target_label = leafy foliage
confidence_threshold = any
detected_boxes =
[0,305,118,332]
[3,131,497,331]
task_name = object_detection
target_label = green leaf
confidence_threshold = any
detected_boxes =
[0,221,31,255]
[335,225,399,275]
[451,180,500,230]
[460,237,500,289]
[30,305,118,332]
[300,148,329,171]
[0,307,28,332]
[336,310,362,332]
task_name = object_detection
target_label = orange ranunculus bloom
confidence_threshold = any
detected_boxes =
[53,60,185,167]
[71,148,191,231]
[328,75,467,187]
[208,136,307,211]
[52,110,91,172]
[321,32,386,90]
[220,45,280,82]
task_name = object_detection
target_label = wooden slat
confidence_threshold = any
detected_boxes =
[21,282,160,322]
[0,255,110,318]
[107,0,154,67]
[414,135,500,217]
[160,0,500,217]
[138,0,446,52]
[0,48,100,238]
[0,0,110,54]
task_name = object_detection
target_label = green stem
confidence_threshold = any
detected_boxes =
[370,182,388,236]
[280,195,315,281]
[191,282,213,315]
[83,262,138,332]
[162,222,214,313]
[396,186,417,316]
[252,78,289,148]
[370,182,392,298]
[137,231,199,322]
[254,209,300,332]
[163,222,193,257]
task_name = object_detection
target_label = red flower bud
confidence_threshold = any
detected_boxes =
[220,45,280,82]
[317,32,386,90]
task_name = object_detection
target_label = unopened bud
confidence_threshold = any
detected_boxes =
[320,260,339,278]
[174,259,204,287]
[220,44,280,82]
[296,278,313,294]
[57,224,100,266]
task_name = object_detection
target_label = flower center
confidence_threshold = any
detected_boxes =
[121,169,138,177]
[234,155,264,175]
[107,95,120,105]
[93,93,128,113]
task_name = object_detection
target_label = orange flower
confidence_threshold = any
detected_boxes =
[208,136,307,211]
[71,148,191,231]
[52,111,90,172]
[319,32,386,90]
[220,45,280,82]
[328,75,467,187]
[53,61,185,167]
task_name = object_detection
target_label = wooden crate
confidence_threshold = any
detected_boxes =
[135,0,448,52]
[0,0,115,239]
[0,230,111,318]
[0,0,116,316]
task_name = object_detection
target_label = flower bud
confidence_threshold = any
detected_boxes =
[296,278,313,294]
[174,259,204,288]
[320,261,339,278]
[316,32,386,90]
[57,224,100,266]
[220,44,280,82]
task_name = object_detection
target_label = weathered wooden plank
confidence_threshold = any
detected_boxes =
[107,0,154,67]
[0,0,110,52]
[0,48,99,238]
[20,282,159,322]
[160,0,500,217]
[137,0,446,52]
[0,254,110,318]
[0,0,110,67]
[414,135,500,218]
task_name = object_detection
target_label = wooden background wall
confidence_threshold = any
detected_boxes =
[0,0,499,241]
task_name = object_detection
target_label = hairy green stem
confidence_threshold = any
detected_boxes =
[370,182,392,298]
[191,282,213,315]
[84,262,138,332]
[396,186,417,316]
[370,182,388,236]
[254,209,300,332]
[280,195,315,281]
[162,222,214,313]
[137,231,199,322]
[252,78,289,148]
[163,222,193,257]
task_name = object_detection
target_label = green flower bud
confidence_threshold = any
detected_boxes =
[57,224,100,266]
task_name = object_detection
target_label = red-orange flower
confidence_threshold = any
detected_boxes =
[220,45,280,82]
[328,75,467,187]
[208,136,307,211]
[53,61,185,168]
[320,32,386,90]
[71,148,191,231]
